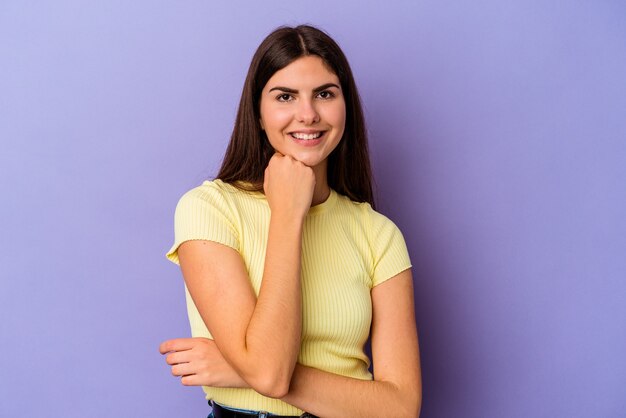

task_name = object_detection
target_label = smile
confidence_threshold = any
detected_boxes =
[289,131,324,140]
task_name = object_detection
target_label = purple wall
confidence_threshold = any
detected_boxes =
[1,1,624,417]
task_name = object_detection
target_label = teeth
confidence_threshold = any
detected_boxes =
[291,132,322,140]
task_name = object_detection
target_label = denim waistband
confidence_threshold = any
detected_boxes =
[209,401,316,418]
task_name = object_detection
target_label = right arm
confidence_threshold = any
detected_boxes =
[163,269,422,417]
[161,154,314,398]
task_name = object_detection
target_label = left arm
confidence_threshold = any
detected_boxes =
[162,269,421,417]
[281,269,422,418]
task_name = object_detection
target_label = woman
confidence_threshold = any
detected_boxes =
[160,25,422,418]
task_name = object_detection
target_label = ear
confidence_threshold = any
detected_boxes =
[259,118,265,130]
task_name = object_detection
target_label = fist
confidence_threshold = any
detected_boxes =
[160,337,247,388]
[263,153,315,218]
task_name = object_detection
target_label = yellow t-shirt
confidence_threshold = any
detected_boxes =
[166,179,411,415]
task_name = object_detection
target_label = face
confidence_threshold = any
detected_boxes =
[259,55,346,172]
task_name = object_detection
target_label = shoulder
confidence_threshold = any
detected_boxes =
[369,207,403,236]
[177,179,236,202]
[332,195,411,285]
[171,180,247,233]
[335,194,402,234]
[166,180,243,263]
[175,179,252,212]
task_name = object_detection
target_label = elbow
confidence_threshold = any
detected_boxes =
[250,374,291,399]
[236,348,296,398]
[392,382,421,418]
[397,401,421,418]
[407,398,422,418]
[402,389,422,418]
[246,368,292,399]
[257,381,290,399]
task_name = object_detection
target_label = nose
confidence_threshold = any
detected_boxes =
[296,98,320,125]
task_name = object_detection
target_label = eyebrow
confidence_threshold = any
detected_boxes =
[268,83,340,94]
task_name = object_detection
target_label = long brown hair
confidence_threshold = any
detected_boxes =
[217,25,375,207]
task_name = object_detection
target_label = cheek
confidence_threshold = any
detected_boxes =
[261,106,292,132]
[325,102,346,131]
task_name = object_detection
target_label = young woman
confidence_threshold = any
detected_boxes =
[160,25,422,418]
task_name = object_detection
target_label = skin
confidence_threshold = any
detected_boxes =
[160,55,422,416]
[260,55,346,205]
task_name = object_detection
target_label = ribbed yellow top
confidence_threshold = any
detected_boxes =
[166,180,411,415]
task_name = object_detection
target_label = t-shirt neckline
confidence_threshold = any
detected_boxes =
[214,179,337,216]
[307,188,337,216]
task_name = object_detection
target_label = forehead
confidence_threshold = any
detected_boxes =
[264,55,339,89]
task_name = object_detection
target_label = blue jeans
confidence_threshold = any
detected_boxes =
[208,401,277,418]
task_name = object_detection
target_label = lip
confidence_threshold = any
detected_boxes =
[288,130,326,146]
[289,129,325,134]
[288,129,326,135]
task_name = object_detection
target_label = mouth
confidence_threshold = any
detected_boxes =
[289,131,325,140]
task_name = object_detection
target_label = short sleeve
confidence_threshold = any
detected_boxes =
[371,213,412,287]
[165,182,240,265]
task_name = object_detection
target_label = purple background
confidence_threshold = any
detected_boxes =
[1,1,625,417]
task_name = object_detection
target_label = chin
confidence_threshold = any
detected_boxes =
[290,153,323,167]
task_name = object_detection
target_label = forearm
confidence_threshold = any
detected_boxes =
[281,364,421,418]
[236,214,304,395]
[178,215,304,397]
[200,359,420,417]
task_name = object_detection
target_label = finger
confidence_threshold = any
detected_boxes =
[159,338,197,354]
[268,153,282,164]
[171,363,195,377]
[180,374,202,386]
[165,351,191,365]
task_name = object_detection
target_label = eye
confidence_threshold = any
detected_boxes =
[317,90,335,100]
[276,93,294,102]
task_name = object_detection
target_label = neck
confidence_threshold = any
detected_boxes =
[311,163,330,206]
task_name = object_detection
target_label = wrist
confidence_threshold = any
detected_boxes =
[269,211,306,227]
